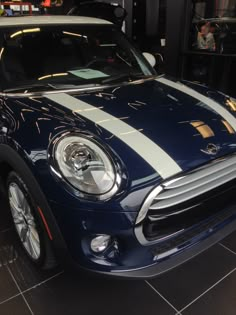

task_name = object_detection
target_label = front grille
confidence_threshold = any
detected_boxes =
[137,154,236,243]
[149,154,236,219]
[151,204,236,260]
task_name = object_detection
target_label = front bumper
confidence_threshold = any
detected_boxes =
[49,200,236,279]
[106,208,236,278]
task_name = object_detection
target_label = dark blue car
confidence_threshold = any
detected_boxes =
[1,16,236,278]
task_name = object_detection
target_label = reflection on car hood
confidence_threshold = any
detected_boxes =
[17,77,236,184]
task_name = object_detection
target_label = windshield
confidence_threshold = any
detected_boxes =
[0,24,155,91]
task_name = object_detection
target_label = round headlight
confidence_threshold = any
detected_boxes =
[54,135,118,196]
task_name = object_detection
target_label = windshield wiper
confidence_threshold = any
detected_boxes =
[101,72,149,84]
[3,83,55,93]
[48,83,101,90]
[3,83,101,93]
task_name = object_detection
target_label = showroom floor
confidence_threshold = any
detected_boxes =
[0,195,236,315]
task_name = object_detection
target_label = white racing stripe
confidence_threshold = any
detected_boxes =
[46,93,182,179]
[156,77,236,131]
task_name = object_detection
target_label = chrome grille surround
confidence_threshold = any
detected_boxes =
[135,154,236,244]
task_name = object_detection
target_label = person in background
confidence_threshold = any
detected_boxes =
[197,22,216,51]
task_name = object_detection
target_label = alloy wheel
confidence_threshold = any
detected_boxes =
[8,182,41,260]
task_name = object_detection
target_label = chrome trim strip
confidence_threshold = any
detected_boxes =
[135,153,236,245]
[148,203,201,221]
[151,156,236,210]
[151,172,236,209]
[134,224,184,246]
[136,186,163,224]
[163,155,235,189]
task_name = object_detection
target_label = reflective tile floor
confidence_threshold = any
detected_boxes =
[0,195,236,315]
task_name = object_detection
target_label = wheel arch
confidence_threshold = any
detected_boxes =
[0,144,68,261]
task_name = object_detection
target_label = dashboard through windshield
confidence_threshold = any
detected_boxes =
[0,24,155,92]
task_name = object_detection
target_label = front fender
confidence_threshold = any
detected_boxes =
[0,143,68,259]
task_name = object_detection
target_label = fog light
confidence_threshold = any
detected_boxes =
[90,235,111,253]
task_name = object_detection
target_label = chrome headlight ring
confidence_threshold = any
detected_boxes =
[48,132,122,201]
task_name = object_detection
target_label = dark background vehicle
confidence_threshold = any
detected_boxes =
[191,18,236,54]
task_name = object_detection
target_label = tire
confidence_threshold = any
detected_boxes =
[7,171,57,270]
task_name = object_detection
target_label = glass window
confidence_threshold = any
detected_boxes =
[0,24,155,91]
[190,0,236,54]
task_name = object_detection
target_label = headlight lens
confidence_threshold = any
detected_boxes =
[55,136,117,195]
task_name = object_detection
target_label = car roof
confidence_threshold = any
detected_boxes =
[0,15,112,27]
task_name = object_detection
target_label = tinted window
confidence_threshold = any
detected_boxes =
[0,24,154,90]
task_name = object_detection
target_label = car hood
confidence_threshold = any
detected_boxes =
[19,76,236,187]
[41,77,236,181]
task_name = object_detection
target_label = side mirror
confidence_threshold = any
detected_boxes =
[143,52,156,67]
